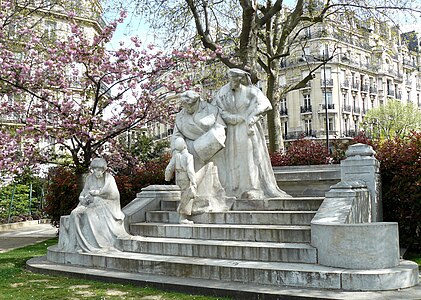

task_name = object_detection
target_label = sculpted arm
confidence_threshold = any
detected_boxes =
[165,156,176,181]
[186,154,196,188]
[247,88,273,126]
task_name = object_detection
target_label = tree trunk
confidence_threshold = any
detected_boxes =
[266,72,284,152]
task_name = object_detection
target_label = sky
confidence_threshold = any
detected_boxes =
[103,3,159,51]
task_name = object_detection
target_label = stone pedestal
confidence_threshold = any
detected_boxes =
[341,143,382,221]
[122,185,180,232]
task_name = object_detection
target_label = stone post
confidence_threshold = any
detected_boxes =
[340,143,382,222]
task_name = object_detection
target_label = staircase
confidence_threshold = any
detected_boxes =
[49,196,339,288]
[44,191,419,292]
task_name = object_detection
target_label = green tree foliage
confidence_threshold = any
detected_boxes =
[112,133,170,174]
[364,100,421,140]
[0,173,45,223]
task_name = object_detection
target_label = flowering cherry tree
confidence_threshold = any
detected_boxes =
[0,4,209,178]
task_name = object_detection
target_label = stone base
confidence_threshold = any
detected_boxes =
[44,245,419,291]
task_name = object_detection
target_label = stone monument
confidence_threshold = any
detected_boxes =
[213,68,290,199]
[57,158,130,253]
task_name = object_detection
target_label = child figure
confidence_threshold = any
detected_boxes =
[165,137,197,224]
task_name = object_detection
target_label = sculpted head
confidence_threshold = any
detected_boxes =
[228,68,252,89]
[180,90,200,115]
[174,137,187,152]
[90,158,107,178]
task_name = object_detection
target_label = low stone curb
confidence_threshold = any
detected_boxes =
[0,219,51,232]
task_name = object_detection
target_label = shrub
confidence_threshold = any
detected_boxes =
[271,138,330,166]
[44,167,78,227]
[375,131,421,251]
[116,153,171,208]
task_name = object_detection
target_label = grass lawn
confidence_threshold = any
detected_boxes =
[0,238,230,300]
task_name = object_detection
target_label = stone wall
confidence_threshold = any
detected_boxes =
[274,164,341,197]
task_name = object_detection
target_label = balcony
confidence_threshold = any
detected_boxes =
[341,80,350,89]
[343,130,359,138]
[321,104,335,110]
[361,84,369,93]
[351,81,360,91]
[320,78,334,87]
[353,106,361,114]
[403,58,417,69]
[300,105,312,113]
[279,108,288,116]
[285,130,316,140]
[342,105,352,113]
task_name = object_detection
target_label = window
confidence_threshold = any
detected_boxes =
[322,92,333,105]
[353,96,358,111]
[303,94,311,107]
[7,94,14,106]
[279,75,286,86]
[320,44,329,58]
[280,97,287,111]
[328,117,334,131]
[321,67,331,81]
[44,21,57,40]
[282,121,288,138]
[344,118,349,133]
[280,98,287,110]
[280,97,287,115]
[304,119,312,135]
[343,93,348,106]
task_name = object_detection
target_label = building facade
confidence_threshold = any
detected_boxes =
[278,19,421,142]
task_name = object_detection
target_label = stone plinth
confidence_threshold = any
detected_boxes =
[341,143,382,221]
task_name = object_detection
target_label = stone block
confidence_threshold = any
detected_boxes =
[311,222,400,269]
[341,260,420,290]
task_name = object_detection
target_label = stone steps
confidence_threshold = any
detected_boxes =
[117,236,317,263]
[160,197,324,212]
[129,222,311,243]
[145,210,317,225]
[42,192,420,292]
[47,245,419,291]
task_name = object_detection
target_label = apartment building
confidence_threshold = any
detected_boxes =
[0,0,105,124]
[278,19,421,142]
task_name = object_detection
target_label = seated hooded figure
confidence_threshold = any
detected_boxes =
[58,158,129,253]
[168,90,231,216]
